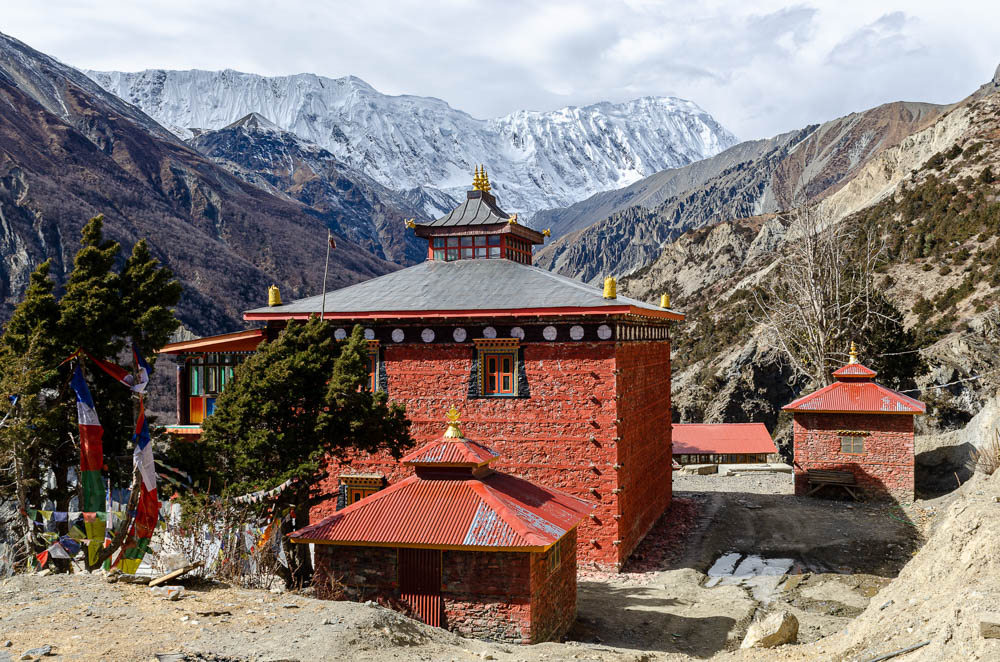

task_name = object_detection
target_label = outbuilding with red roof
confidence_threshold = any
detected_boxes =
[671,423,778,465]
[290,407,593,644]
[782,343,925,501]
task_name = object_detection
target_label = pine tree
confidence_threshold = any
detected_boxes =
[190,319,412,586]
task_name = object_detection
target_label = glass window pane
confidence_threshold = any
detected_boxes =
[433,249,446,260]
[502,374,511,392]
[462,248,474,258]
[476,247,487,257]
[489,247,501,257]
[475,236,487,246]
[489,235,501,245]
[447,237,459,247]
[461,236,473,246]
[446,249,458,261]
[206,367,217,393]
[189,366,201,395]
[433,237,445,247]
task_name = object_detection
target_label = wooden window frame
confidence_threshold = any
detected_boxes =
[474,338,519,397]
[339,475,383,507]
[366,340,381,393]
[548,539,561,575]
[839,435,866,455]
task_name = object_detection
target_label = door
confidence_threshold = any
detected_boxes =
[398,548,442,627]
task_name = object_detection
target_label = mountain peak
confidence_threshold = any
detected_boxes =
[225,112,281,132]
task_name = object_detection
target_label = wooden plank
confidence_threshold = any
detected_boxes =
[148,561,204,587]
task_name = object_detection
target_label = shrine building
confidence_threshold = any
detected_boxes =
[290,408,593,642]
[782,343,925,501]
[159,168,684,568]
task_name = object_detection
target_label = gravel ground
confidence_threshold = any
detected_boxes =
[673,471,795,496]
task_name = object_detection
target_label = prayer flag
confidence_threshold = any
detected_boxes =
[71,365,106,566]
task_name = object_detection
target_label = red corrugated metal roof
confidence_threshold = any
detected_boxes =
[158,329,263,354]
[783,362,925,415]
[832,363,877,378]
[289,471,593,550]
[400,439,499,467]
[671,423,777,455]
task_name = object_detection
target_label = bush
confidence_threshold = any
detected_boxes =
[972,429,1000,476]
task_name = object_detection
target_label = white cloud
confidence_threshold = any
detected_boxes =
[2,1,998,140]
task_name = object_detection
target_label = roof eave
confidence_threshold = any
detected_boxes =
[245,304,684,322]
[783,406,925,415]
[158,329,264,354]
[288,537,556,552]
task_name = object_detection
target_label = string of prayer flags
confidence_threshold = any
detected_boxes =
[70,365,106,566]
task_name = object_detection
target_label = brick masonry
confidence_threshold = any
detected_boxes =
[310,339,674,569]
[310,529,578,644]
[792,412,915,501]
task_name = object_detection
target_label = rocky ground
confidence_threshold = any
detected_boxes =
[6,467,995,662]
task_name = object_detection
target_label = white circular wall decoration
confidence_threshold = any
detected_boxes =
[421,328,435,343]
[483,326,497,339]
[510,326,525,339]
[570,325,584,340]
[453,327,467,343]
[597,324,612,340]
[391,328,405,343]
[334,328,347,341]
[542,325,558,341]
[364,328,375,340]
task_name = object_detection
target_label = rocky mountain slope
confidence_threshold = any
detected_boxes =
[85,69,738,218]
[188,112,427,265]
[621,84,1000,462]
[537,101,946,284]
[0,32,394,334]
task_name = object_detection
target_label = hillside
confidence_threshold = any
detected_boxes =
[537,100,946,284]
[621,85,1000,463]
[85,69,738,218]
[188,113,428,265]
[0,32,395,335]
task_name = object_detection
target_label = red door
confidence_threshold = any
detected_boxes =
[399,548,442,627]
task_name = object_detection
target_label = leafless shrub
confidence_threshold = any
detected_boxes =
[971,428,1000,476]
[312,567,348,601]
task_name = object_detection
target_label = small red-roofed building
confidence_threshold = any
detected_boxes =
[782,343,925,501]
[290,408,593,644]
[671,423,778,464]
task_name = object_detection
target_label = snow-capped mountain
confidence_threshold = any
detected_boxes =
[85,69,737,219]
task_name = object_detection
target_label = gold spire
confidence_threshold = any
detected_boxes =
[603,276,617,299]
[268,284,282,307]
[660,293,670,308]
[472,165,482,190]
[848,341,858,364]
[481,166,491,192]
[444,406,464,439]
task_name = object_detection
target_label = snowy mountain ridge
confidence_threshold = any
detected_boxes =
[84,68,737,218]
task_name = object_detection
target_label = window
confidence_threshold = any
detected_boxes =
[503,236,532,264]
[840,435,865,454]
[339,475,383,508]
[365,340,381,392]
[428,234,510,261]
[548,539,561,574]
[186,352,248,424]
[483,351,515,395]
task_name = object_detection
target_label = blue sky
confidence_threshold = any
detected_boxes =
[5,0,998,140]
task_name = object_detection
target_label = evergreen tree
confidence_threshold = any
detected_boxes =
[189,319,412,586]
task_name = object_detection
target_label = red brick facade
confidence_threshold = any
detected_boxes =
[310,339,672,568]
[792,413,915,501]
[311,529,578,644]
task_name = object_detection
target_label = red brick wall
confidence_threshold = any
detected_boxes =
[311,341,620,566]
[615,341,673,563]
[442,549,532,643]
[792,412,914,501]
[529,529,578,643]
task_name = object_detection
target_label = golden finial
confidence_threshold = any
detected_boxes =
[268,284,282,307]
[660,293,670,308]
[404,218,416,229]
[542,228,551,237]
[481,166,491,192]
[507,213,518,225]
[472,165,481,190]
[444,406,464,439]
[603,277,617,299]
[848,342,858,364]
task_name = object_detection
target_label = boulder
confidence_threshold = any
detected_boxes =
[741,611,798,649]
[681,464,717,475]
[981,615,1000,639]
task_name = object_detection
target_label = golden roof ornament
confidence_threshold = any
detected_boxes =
[404,218,416,229]
[848,342,858,364]
[481,166,491,192]
[472,165,483,190]
[660,293,670,308]
[444,406,464,439]
[268,284,282,307]
[542,228,551,237]
[507,213,518,225]
[603,276,617,299]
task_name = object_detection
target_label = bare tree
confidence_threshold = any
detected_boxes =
[751,209,898,387]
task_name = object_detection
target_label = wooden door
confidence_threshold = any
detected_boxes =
[399,548,442,627]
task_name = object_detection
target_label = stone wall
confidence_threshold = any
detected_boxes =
[529,529,578,643]
[792,412,915,501]
[615,341,673,563]
[313,544,398,603]
[310,341,622,566]
[442,549,532,643]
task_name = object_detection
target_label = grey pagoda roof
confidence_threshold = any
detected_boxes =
[418,190,511,227]
[244,259,683,321]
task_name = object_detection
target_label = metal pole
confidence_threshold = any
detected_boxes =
[320,230,331,321]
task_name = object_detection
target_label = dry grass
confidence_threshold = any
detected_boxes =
[972,428,1000,476]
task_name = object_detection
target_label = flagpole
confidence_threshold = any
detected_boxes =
[320,229,331,321]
